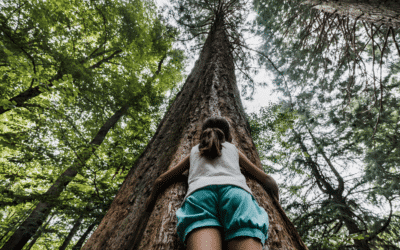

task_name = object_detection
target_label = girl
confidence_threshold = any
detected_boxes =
[145,117,278,250]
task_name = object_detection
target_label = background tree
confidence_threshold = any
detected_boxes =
[246,0,400,248]
[0,0,186,249]
[82,0,308,249]
[302,0,400,28]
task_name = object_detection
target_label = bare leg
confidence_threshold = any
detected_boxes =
[186,227,222,250]
[226,236,262,250]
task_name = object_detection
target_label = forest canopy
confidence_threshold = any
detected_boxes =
[0,0,186,249]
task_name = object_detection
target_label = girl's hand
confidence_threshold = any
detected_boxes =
[145,194,157,212]
[261,174,279,202]
[145,177,163,212]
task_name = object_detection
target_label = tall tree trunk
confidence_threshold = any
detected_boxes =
[71,220,99,250]
[59,215,84,250]
[302,0,400,27]
[0,104,129,250]
[82,11,308,250]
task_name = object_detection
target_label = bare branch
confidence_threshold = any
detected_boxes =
[366,198,393,242]
[390,27,400,58]
[89,49,122,69]
[306,126,344,195]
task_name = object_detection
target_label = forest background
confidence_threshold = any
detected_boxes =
[0,0,399,249]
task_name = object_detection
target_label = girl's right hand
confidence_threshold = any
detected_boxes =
[145,194,157,212]
[145,177,163,212]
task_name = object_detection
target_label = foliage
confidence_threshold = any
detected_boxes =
[249,0,400,249]
[248,102,300,173]
[0,0,187,249]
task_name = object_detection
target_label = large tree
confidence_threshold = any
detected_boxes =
[82,1,308,249]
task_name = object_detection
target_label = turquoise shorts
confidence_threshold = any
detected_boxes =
[176,185,269,247]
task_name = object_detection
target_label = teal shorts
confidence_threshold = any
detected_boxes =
[176,185,269,247]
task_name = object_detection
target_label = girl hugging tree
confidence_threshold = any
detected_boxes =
[145,116,279,250]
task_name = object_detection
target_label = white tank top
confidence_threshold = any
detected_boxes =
[182,141,254,206]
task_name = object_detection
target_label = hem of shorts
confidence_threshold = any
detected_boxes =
[225,228,267,247]
[183,219,223,247]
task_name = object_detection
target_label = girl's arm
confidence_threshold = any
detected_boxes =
[145,155,190,212]
[239,150,280,201]
[153,155,190,195]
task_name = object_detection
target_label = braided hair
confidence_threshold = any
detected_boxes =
[199,117,232,159]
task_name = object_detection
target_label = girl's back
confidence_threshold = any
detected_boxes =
[184,141,254,206]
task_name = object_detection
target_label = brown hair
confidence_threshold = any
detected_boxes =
[198,117,232,160]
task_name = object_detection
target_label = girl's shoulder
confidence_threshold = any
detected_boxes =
[223,141,234,147]
[191,143,200,153]
[224,142,239,152]
[222,141,236,151]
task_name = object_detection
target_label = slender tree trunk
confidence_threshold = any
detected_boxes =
[82,11,308,250]
[58,215,84,250]
[302,0,400,27]
[71,220,99,250]
[0,104,129,250]
[24,213,55,250]
[0,204,35,245]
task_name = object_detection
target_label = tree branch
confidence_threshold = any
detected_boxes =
[89,49,122,69]
[306,127,344,195]
[0,24,37,79]
[390,27,400,58]
[366,198,393,242]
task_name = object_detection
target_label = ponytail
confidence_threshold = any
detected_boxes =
[199,117,232,160]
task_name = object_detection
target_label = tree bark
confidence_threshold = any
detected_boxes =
[82,10,308,250]
[302,0,400,28]
[0,104,129,250]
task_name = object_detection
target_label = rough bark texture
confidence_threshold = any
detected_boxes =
[82,11,308,250]
[303,0,400,27]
